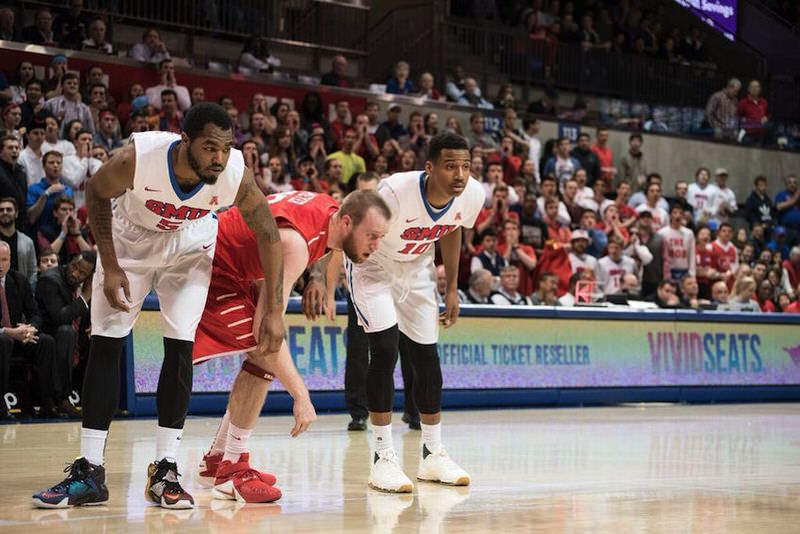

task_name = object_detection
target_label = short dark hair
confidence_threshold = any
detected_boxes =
[754,175,767,185]
[26,78,42,90]
[658,279,676,290]
[52,195,75,211]
[541,174,556,184]
[719,222,734,231]
[629,133,643,143]
[158,58,173,69]
[578,132,590,140]
[42,150,63,164]
[88,82,106,94]
[480,227,498,239]
[557,136,570,144]
[183,102,232,140]
[0,135,18,149]
[75,129,93,139]
[427,132,468,162]
[160,88,177,100]
[63,72,79,83]
[79,250,97,267]
[0,197,17,210]
[38,248,57,259]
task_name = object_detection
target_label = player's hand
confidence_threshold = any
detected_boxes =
[301,278,327,320]
[325,293,336,321]
[290,394,316,438]
[102,265,131,312]
[258,310,284,354]
[439,289,460,328]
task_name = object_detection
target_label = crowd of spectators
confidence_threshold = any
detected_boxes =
[1,2,799,421]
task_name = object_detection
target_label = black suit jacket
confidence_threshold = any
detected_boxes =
[0,160,27,231]
[35,266,89,335]
[3,269,41,330]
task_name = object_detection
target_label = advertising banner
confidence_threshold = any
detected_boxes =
[132,310,800,394]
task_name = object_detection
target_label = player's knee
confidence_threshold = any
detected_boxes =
[241,358,275,382]
[367,326,400,373]
[407,340,442,413]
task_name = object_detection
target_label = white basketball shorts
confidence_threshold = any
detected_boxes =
[91,214,218,341]
[345,254,439,345]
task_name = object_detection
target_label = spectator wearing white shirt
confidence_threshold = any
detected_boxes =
[490,265,533,305]
[145,59,191,112]
[61,129,100,210]
[624,228,654,280]
[568,230,598,275]
[629,173,669,212]
[41,115,76,158]
[81,18,113,55]
[128,28,171,64]
[712,168,737,221]
[597,236,637,295]
[522,118,541,184]
[635,181,669,231]
[458,268,493,304]
[657,204,696,281]
[687,167,719,223]
[537,174,571,225]
[573,168,594,207]
[579,178,613,217]
[42,73,94,136]
[18,117,46,186]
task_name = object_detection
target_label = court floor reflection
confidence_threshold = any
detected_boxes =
[2,403,800,532]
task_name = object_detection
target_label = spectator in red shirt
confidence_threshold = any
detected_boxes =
[737,79,768,142]
[330,99,350,150]
[591,126,615,191]
[777,292,800,313]
[498,218,537,296]
[474,184,518,246]
[499,135,522,184]
[757,279,776,312]
[544,197,572,245]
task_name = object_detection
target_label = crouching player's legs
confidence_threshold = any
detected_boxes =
[202,228,316,503]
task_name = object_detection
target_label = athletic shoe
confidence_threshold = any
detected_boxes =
[368,449,413,493]
[146,458,195,509]
[417,445,470,486]
[198,451,223,488]
[31,457,109,508]
[347,417,367,431]
[212,456,282,503]
[199,451,276,488]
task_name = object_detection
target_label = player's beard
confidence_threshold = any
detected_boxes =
[187,145,221,185]
[342,231,367,263]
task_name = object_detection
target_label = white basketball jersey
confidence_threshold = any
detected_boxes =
[114,132,244,232]
[372,170,485,265]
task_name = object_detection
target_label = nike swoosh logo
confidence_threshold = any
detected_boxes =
[144,186,161,192]
[202,243,214,250]
[405,218,418,223]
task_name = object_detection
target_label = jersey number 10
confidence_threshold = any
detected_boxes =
[398,242,433,255]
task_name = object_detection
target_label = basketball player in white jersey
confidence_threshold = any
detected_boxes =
[32,103,285,509]
[333,132,485,493]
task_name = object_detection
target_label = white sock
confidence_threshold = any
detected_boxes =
[81,428,108,466]
[222,423,253,463]
[372,423,393,455]
[210,410,231,455]
[421,422,442,455]
[155,426,183,462]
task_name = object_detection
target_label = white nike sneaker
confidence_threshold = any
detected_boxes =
[368,449,414,493]
[417,445,470,486]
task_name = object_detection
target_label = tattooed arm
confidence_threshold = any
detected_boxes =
[235,167,285,353]
[86,142,135,311]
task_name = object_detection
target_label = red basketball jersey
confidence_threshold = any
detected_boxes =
[709,239,739,274]
[214,191,339,281]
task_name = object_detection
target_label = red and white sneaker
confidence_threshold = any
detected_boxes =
[199,452,276,488]
[198,451,223,488]
[212,456,282,503]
